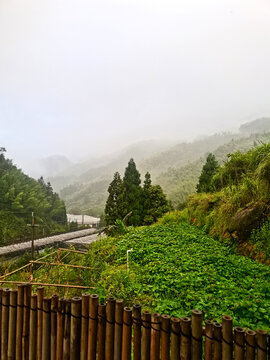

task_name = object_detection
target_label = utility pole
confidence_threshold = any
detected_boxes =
[27,212,39,260]
[31,212,35,260]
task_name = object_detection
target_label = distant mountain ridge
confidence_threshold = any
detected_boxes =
[53,117,270,216]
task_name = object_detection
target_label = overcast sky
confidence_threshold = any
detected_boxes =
[0,0,270,173]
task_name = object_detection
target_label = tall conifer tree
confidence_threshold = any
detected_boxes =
[104,172,124,225]
[123,158,143,226]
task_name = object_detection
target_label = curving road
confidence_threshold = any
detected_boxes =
[0,228,97,257]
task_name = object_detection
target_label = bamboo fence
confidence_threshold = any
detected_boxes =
[0,285,269,360]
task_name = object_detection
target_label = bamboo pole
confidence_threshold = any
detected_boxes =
[171,317,180,360]
[1,288,10,360]
[16,285,24,360]
[0,263,31,280]
[88,294,98,360]
[97,303,106,360]
[234,327,245,360]
[150,313,160,360]
[22,283,32,360]
[56,298,66,360]
[133,304,142,360]
[213,322,222,360]
[142,311,151,360]
[105,297,115,360]
[37,287,44,360]
[58,248,87,255]
[222,315,232,360]
[204,320,213,360]
[180,317,191,360]
[0,288,2,358]
[245,329,256,360]
[63,300,71,360]
[8,289,17,360]
[29,294,37,360]
[160,315,170,360]
[0,280,95,290]
[122,307,133,360]
[70,297,81,360]
[191,309,203,360]
[256,329,267,360]
[30,260,91,270]
[114,299,123,360]
[42,297,51,360]
[51,295,58,360]
[80,294,89,360]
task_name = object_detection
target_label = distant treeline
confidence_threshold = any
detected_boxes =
[0,148,67,244]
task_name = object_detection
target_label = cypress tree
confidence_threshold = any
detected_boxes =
[105,172,125,225]
[197,153,219,193]
[123,158,143,226]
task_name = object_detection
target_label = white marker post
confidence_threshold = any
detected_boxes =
[126,248,133,272]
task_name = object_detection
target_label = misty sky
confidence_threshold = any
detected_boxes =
[1,0,270,173]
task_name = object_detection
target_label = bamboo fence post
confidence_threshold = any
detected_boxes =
[256,329,267,360]
[180,317,191,360]
[234,327,245,360]
[245,330,256,360]
[51,295,58,360]
[97,303,106,360]
[63,300,71,360]
[105,297,115,360]
[7,289,17,360]
[170,317,180,360]
[2,288,10,360]
[142,311,151,360]
[56,298,66,360]
[37,287,44,360]
[29,294,37,360]
[22,283,31,360]
[204,320,213,360]
[42,297,51,360]
[88,294,98,360]
[213,322,222,360]
[191,310,203,360]
[160,315,170,360]
[122,307,133,360]
[133,304,142,360]
[150,313,160,360]
[16,285,24,360]
[70,297,81,360]
[0,288,2,357]
[80,294,89,360]
[114,299,123,360]
[222,315,233,360]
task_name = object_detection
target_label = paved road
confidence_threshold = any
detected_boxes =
[0,228,97,256]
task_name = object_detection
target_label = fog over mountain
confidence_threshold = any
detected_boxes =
[1,0,270,177]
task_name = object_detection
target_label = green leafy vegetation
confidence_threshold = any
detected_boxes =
[0,148,67,244]
[9,222,270,330]
[186,143,270,261]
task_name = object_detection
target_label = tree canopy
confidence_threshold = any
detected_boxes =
[104,159,169,226]
[0,150,67,244]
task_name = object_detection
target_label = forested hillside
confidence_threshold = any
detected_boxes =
[58,118,270,216]
[158,132,270,208]
[0,148,67,244]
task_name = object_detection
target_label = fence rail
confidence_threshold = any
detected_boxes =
[0,285,269,360]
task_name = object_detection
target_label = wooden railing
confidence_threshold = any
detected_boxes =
[0,285,268,360]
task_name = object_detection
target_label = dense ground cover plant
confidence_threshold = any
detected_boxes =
[9,222,270,330]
